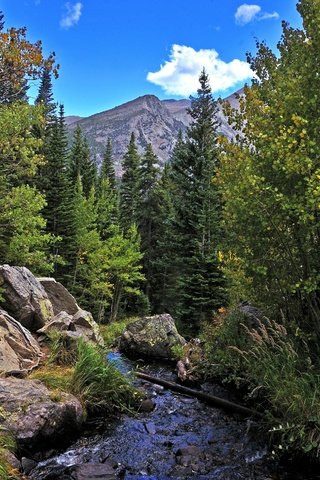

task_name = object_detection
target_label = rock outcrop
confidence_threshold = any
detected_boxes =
[0,265,53,331]
[37,277,80,316]
[37,309,104,346]
[0,377,84,449]
[119,314,186,359]
[0,308,42,375]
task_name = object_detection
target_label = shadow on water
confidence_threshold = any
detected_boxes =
[29,353,320,480]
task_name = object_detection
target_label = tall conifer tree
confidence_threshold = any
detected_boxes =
[169,69,227,331]
[119,132,141,230]
[69,125,97,197]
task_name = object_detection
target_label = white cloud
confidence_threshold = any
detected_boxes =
[235,3,279,25]
[235,4,261,25]
[60,2,83,29]
[260,11,279,21]
[147,44,253,97]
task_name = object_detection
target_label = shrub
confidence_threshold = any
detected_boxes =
[201,309,320,459]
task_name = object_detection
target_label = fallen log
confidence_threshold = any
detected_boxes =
[136,371,262,418]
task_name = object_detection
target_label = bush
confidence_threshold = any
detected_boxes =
[201,309,320,459]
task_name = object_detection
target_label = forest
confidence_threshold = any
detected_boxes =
[1,0,320,463]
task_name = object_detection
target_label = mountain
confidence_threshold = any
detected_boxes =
[66,90,242,174]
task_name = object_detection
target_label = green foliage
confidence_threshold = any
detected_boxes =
[70,339,139,413]
[47,331,79,366]
[99,316,137,347]
[0,423,18,480]
[201,310,320,458]
[166,70,227,331]
[218,1,320,334]
[120,132,141,230]
[69,125,96,197]
[0,184,54,274]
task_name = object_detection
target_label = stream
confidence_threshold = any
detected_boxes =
[29,354,320,480]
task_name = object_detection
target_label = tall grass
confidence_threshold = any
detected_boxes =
[201,309,320,459]
[0,428,20,480]
[70,339,139,414]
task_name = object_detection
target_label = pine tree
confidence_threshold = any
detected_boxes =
[119,132,141,231]
[35,66,56,120]
[41,104,74,276]
[169,69,227,331]
[100,138,116,190]
[69,125,97,197]
[137,143,160,302]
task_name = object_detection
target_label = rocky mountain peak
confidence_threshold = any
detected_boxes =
[66,89,242,174]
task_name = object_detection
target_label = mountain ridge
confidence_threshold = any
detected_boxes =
[66,90,242,174]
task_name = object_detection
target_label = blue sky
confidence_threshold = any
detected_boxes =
[0,0,302,117]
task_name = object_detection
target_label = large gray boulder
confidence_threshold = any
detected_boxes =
[119,314,186,359]
[0,377,84,449]
[37,309,104,346]
[0,308,42,375]
[0,265,54,332]
[37,277,79,316]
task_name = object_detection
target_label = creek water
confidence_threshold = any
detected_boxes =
[29,354,320,480]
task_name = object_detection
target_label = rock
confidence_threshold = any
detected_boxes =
[119,314,186,359]
[0,308,42,374]
[139,398,155,412]
[175,445,204,467]
[37,309,104,346]
[37,278,80,316]
[0,265,54,331]
[3,450,21,471]
[0,377,84,449]
[21,457,37,475]
[73,309,104,345]
[70,462,118,480]
[145,422,156,434]
[37,311,74,334]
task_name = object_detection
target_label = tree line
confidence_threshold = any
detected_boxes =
[1,0,320,343]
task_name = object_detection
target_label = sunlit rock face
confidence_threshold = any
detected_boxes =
[66,90,242,175]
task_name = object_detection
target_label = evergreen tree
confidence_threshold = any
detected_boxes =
[41,104,74,276]
[169,70,227,331]
[69,125,97,197]
[100,138,116,190]
[119,133,141,230]
[147,162,176,313]
[137,143,160,302]
[35,65,56,120]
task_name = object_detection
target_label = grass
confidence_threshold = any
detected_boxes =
[70,339,140,414]
[200,308,320,459]
[29,332,141,415]
[0,429,21,480]
[100,317,138,348]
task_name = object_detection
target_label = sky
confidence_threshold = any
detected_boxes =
[0,0,302,117]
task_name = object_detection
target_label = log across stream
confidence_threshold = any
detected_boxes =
[29,356,318,480]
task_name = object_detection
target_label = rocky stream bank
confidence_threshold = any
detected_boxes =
[27,356,318,480]
[0,264,318,479]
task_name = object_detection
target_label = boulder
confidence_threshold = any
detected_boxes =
[0,377,84,449]
[0,265,53,331]
[37,309,104,346]
[37,278,80,316]
[0,308,42,375]
[119,314,186,359]
[72,309,104,345]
